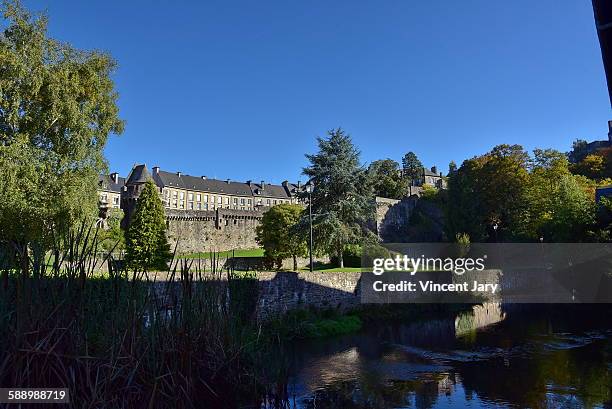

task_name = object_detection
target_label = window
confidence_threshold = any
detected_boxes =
[266,199,271,206]
[240,198,245,205]
[233,198,238,205]
[197,203,201,210]
[210,195,215,204]
[196,194,201,202]
[257,199,262,205]
[113,197,120,206]
[100,194,107,202]
[204,203,208,210]
[172,191,178,199]
[273,200,277,205]
[188,202,194,210]
[225,197,229,204]
[248,199,252,205]
[188,193,193,201]
[172,199,177,208]
[217,196,222,204]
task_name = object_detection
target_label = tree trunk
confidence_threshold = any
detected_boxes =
[293,254,297,271]
[338,248,344,269]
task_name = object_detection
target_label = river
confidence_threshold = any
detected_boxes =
[265,304,611,408]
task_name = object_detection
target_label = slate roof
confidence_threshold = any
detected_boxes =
[98,174,126,193]
[126,164,151,184]
[152,170,290,198]
[423,168,443,177]
[250,182,291,199]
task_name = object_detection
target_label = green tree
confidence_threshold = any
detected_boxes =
[255,203,306,270]
[99,208,125,253]
[0,1,123,274]
[546,174,595,241]
[125,180,171,271]
[401,152,423,186]
[447,145,530,241]
[448,160,457,174]
[303,128,375,268]
[367,159,408,199]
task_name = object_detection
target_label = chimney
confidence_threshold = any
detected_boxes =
[282,180,288,187]
[110,172,119,184]
[431,166,437,174]
[201,176,207,180]
[177,171,182,177]
[247,180,252,186]
[152,166,160,174]
[297,181,301,188]
[226,179,231,184]
[261,180,265,189]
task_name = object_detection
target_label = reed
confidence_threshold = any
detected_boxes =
[0,221,274,408]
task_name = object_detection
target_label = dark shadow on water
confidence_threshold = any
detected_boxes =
[263,304,612,409]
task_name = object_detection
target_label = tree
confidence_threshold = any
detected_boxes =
[447,145,530,241]
[0,1,124,275]
[568,139,589,163]
[571,151,611,181]
[255,204,306,270]
[125,180,171,271]
[401,152,423,186]
[448,160,457,174]
[302,128,376,268]
[367,159,408,199]
[99,208,125,253]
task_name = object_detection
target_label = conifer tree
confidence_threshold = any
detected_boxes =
[402,152,423,186]
[303,128,375,268]
[125,180,171,271]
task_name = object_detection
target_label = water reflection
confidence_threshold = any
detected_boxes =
[273,304,611,408]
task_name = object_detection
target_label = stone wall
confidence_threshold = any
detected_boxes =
[166,208,263,253]
[375,196,418,242]
[255,271,362,319]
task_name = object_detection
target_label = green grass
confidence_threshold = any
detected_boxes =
[181,248,264,259]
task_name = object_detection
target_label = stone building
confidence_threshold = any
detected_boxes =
[421,166,447,189]
[98,172,124,209]
[568,121,612,163]
[98,164,306,252]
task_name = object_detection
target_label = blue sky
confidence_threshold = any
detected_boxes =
[21,0,612,183]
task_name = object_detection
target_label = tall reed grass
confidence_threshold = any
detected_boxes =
[0,221,283,408]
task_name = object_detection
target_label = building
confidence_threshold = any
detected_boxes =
[101,164,305,224]
[98,172,125,210]
[568,121,612,163]
[421,166,447,189]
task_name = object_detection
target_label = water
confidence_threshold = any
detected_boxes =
[273,304,612,408]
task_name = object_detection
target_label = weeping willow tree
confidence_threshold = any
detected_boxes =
[0,1,124,275]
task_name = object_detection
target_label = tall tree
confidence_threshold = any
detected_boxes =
[367,159,408,199]
[401,152,423,186]
[125,180,171,271]
[302,128,375,268]
[255,203,306,270]
[0,1,124,274]
[447,145,530,241]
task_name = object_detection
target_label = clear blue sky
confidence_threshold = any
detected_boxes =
[22,0,612,183]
